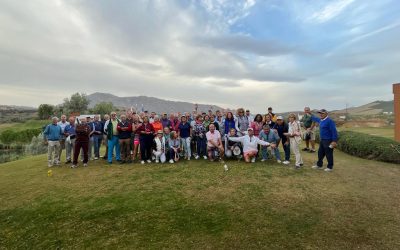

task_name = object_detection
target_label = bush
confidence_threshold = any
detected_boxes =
[25,133,47,155]
[0,128,42,145]
[337,131,400,164]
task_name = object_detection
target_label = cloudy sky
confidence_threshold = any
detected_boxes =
[0,0,399,113]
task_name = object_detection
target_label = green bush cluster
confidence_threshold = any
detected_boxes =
[337,131,400,164]
[0,128,42,145]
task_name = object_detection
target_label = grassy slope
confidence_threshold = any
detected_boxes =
[1,149,400,249]
[0,119,48,134]
[340,126,394,139]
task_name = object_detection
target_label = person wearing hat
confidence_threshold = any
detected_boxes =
[235,108,250,136]
[245,109,254,123]
[272,116,291,165]
[311,109,338,172]
[153,130,166,163]
[284,113,303,169]
[228,127,273,163]
[224,128,243,159]
[300,107,316,153]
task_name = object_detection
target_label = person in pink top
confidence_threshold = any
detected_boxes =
[250,114,264,137]
[206,124,224,161]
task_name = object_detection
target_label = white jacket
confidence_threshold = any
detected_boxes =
[229,135,270,153]
[154,136,166,153]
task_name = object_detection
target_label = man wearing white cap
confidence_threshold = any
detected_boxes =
[228,127,274,163]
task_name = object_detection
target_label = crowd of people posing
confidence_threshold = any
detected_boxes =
[43,106,338,172]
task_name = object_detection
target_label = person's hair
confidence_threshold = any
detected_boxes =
[209,123,215,129]
[154,115,159,120]
[204,115,210,120]
[196,114,203,121]
[170,131,177,139]
[143,116,149,122]
[288,113,296,120]
[264,114,271,120]
[254,114,263,122]
[230,128,236,132]
[226,112,234,120]
[237,108,245,116]
[262,124,270,129]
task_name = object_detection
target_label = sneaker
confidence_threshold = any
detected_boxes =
[312,165,323,170]
[187,156,191,161]
[48,163,52,168]
[141,161,145,164]
[295,165,301,169]
[260,159,266,162]
[195,155,199,160]
[309,149,316,153]
[282,161,290,165]
[251,157,256,163]
[277,160,282,164]
[169,159,174,164]
[83,163,88,167]
[147,160,152,163]
[71,165,77,168]
[94,157,99,160]
[302,148,309,152]
[155,160,159,163]
[324,168,333,172]
[203,156,207,160]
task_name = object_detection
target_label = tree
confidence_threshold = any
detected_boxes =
[91,102,115,117]
[63,93,90,114]
[38,104,54,120]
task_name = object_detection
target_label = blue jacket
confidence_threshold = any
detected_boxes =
[312,115,338,141]
[44,124,62,141]
[224,118,236,135]
[259,130,280,144]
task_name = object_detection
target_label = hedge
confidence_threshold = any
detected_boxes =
[337,131,400,164]
[0,128,42,145]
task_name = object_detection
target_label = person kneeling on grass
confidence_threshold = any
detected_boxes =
[259,125,280,163]
[168,131,180,164]
[228,127,272,163]
[224,128,243,160]
[153,130,166,163]
[206,124,224,161]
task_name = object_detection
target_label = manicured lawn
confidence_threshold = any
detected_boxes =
[1,150,399,249]
[340,126,394,139]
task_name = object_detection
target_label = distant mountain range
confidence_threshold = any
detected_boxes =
[87,92,226,113]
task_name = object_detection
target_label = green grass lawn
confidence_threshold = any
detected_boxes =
[340,126,394,139]
[1,149,400,249]
[0,119,48,134]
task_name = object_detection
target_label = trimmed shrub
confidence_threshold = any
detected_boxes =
[337,131,400,164]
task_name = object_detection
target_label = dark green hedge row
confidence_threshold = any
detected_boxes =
[337,131,400,164]
[0,128,42,145]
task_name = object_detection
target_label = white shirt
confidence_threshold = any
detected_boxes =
[229,135,270,153]
[57,121,70,133]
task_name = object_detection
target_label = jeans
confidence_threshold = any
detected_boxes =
[280,141,290,161]
[93,134,102,158]
[261,145,281,161]
[196,136,207,157]
[317,139,334,169]
[180,137,191,158]
[108,136,121,163]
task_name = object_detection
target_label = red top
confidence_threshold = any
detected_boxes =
[136,122,155,136]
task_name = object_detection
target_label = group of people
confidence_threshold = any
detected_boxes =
[43,106,338,172]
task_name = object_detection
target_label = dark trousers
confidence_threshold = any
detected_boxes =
[73,140,88,164]
[139,135,153,161]
[196,136,207,157]
[169,148,180,161]
[279,141,290,161]
[317,139,334,169]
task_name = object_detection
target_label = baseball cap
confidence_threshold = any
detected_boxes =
[157,130,163,134]
[318,109,328,114]
[247,127,254,131]
[276,116,283,120]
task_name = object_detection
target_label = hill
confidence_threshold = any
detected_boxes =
[87,92,226,114]
[332,100,393,115]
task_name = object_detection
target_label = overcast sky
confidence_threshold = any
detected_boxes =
[0,0,399,113]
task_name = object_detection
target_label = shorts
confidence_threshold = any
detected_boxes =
[303,127,316,141]
[134,139,140,146]
[243,150,258,158]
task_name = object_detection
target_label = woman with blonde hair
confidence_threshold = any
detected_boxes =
[284,113,303,169]
[235,108,249,136]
